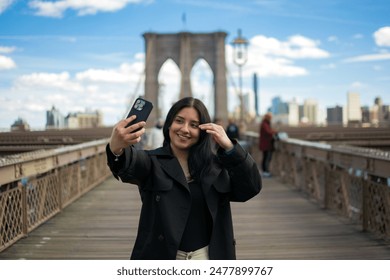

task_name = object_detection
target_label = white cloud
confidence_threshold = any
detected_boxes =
[350,81,364,88]
[343,28,390,63]
[374,26,390,47]
[0,0,16,13]
[344,52,390,63]
[228,34,329,78]
[134,53,145,60]
[0,46,16,53]
[246,54,308,77]
[0,55,16,70]
[3,63,145,128]
[29,0,149,18]
[0,46,17,69]
[250,34,330,59]
[76,63,141,83]
[14,71,84,92]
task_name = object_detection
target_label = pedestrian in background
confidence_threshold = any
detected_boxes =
[259,112,277,177]
[226,118,240,140]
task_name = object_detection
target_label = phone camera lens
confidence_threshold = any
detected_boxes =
[134,99,144,111]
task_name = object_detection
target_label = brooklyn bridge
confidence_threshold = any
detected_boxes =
[0,125,389,259]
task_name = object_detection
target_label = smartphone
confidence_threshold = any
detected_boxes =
[125,98,153,131]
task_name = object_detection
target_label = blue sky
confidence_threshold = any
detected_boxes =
[0,0,389,129]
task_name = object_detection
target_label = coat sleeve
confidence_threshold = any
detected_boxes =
[106,144,152,186]
[217,141,262,202]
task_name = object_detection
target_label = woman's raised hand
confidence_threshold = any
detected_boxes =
[109,115,146,155]
[199,123,234,152]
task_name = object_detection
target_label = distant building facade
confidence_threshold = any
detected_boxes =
[374,97,390,126]
[271,97,299,126]
[302,99,319,125]
[287,100,299,126]
[347,92,361,124]
[65,110,103,129]
[11,117,30,131]
[45,106,104,129]
[270,96,288,115]
[46,106,65,129]
[327,106,343,125]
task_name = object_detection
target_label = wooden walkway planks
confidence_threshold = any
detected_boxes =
[232,178,390,259]
[0,176,389,260]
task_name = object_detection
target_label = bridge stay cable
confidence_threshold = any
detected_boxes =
[122,41,154,120]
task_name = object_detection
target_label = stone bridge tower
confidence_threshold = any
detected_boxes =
[143,31,228,124]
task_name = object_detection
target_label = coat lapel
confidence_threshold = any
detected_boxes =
[160,157,189,191]
[150,146,189,191]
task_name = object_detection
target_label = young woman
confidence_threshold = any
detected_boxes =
[106,97,261,260]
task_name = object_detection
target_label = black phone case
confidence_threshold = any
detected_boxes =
[125,98,153,129]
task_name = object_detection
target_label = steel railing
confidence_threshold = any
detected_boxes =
[0,139,111,252]
[2,133,389,253]
[242,132,390,241]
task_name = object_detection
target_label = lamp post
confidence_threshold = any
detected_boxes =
[231,29,248,123]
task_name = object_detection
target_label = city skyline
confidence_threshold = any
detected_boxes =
[264,92,388,126]
[1,0,389,129]
[15,91,389,130]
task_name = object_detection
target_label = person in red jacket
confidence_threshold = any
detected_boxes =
[259,112,277,177]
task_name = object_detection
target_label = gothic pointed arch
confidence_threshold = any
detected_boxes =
[191,58,214,118]
[158,58,181,118]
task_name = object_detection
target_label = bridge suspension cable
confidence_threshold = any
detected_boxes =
[122,41,154,119]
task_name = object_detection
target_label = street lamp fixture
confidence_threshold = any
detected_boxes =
[231,29,249,123]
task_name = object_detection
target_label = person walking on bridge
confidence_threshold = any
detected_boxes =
[106,97,261,260]
[259,112,277,178]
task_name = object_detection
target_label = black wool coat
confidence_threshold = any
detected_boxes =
[106,142,262,260]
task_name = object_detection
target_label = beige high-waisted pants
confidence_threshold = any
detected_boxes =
[176,245,209,260]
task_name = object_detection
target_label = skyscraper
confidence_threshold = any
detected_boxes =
[270,96,288,115]
[303,99,319,125]
[327,106,343,125]
[46,106,65,129]
[347,92,361,123]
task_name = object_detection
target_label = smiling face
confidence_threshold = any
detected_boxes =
[169,107,201,155]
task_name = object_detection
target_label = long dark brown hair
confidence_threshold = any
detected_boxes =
[162,97,214,180]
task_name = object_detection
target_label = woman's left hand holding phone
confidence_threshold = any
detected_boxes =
[109,115,146,156]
